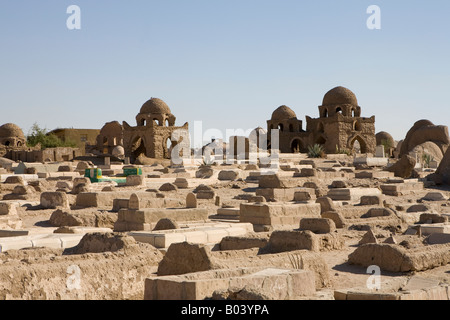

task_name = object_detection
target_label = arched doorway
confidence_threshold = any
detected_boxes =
[291,139,302,154]
[349,136,367,154]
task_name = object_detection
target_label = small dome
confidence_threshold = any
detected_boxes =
[271,105,297,121]
[322,86,358,106]
[376,131,394,147]
[139,98,171,115]
[0,123,25,139]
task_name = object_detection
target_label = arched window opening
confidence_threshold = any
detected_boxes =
[278,124,284,132]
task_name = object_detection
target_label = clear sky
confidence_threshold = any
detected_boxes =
[1,1,450,147]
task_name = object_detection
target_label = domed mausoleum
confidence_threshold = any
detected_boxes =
[0,123,26,148]
[267,86,376,154]
[123,98,190,162]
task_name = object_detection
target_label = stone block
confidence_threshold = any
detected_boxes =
[380,181,423,196]
[316,196,336,213]
[0,240,33,253]
[40,192,69,209]
[360,195,383,206]
[327,188,381,202]
[129,193,141,210]
[321,211,346,228]
[295,168,316,177]
[31,237,63,249]
[186,193,197,208]
[420,224,450,236]
[197,190,215,199]
[300,218,336,234]
[218,170,241,181]
[263,230,320,253]
[195,167,214,179]
[258,174,302,188]
[216,207,239,217]
[331,180,347,188]
[256,187,306,202]
[240,202,321,227]
[159,183,178,192]
[355,171,394,179]
[145,268,316,300]
[0,202,18,216]
[4,176,25,185]
[422,192,447,201]
[294,190,314,202]
[419,213,448,224]
[112,199,129,212]
[174,178,189,189]
[126,175,144,186]
[363,208,394,218]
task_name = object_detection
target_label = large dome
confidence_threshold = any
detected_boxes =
[139,98,172,115]
[0,123,25,139]
[322,86,358,106]
[271,105,297,121]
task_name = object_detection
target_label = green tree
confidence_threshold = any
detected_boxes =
[27,123,77,149]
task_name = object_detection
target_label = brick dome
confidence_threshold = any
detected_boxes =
[322,86,358,106]
[271,105,297,121]
[139,98,172,115]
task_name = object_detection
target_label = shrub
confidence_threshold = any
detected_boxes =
[335,145,352,156]
[422,153,434,168]
[26,123,77,149]
[307,144,325,158]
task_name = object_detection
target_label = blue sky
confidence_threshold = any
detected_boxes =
[1,1,450,147]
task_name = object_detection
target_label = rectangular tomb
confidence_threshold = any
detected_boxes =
[327,188,381,202]
[239,202,320,230]
[0,233,83,253]
[144,267,316,300]
[355,171,394,179]
[380,181,424,196]
[114,207,209,232]
[128,223,253,248]
[256,187,315,202]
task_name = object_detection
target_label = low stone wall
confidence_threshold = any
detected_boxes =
[0,233,163,300]
[145,267,316,300]
[348,243,450,272]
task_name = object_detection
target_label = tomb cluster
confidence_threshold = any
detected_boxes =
[0,87,449,300]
